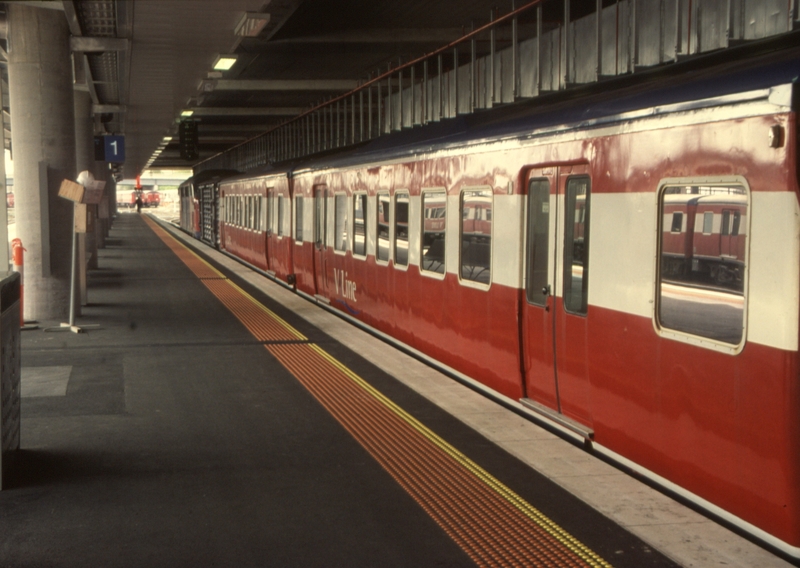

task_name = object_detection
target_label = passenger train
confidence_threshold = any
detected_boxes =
[178,44,800,558]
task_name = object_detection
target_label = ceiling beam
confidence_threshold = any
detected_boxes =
[269,28,464,44]
[189,107,305,116]
[212,79,359,91]
[71,37,130,52]
[93,104,126,114]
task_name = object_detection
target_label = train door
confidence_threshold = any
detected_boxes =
[521,164,593,433]
[719,208,739,258]
[313,185,328,296]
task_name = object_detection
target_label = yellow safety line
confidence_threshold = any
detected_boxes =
[146,217,612,568]
[308,343,610,565]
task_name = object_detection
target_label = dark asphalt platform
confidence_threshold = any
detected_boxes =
[0,213,679,567]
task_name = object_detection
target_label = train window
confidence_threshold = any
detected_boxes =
[278,196,285,237]
[421,191,446,275]
[702,211,713,235]
[563,177,590,315]
[377,192,390,262]
[658,183,748,345]
[250,197,256,229]
[295,196,304,242]
[394,192,409,267]
[334,194,348,252]
[670,212,683,233]
[525,179,550,306]
[460,189,492,285]
[353,194,367,257]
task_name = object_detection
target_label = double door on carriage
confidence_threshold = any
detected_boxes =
[521,164,594,435]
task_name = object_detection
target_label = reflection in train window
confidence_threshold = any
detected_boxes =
[563,177,590,314]
[334,194,348,252]
[353,194,367,257]
[421,191,446,274]
[277,196,284,236]
[377,192,390,262]
[460,189,492,284]
[260,196,266,231]
[295,196,303,242]
[395,192,409,267]
[658,183,748,345]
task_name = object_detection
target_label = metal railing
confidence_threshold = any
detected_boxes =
[196,0,800,174]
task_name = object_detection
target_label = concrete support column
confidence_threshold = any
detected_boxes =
[8,5,76,322]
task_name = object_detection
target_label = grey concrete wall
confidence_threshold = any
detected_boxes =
[8,5,76,322]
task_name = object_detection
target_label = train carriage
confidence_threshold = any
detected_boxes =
[184,46,800,558]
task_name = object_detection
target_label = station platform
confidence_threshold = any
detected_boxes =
[0,212,792,567]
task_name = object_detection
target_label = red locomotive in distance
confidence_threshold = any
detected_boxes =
[145,190,161,208]
[181,46,800,560]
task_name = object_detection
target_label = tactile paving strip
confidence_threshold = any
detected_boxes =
[144,216,612,568]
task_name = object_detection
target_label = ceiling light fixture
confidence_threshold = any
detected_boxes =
[181,110,194,117]
[212,55,237,71]
[234,12,271,37]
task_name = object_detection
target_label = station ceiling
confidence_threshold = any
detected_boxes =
[10,0,576,178]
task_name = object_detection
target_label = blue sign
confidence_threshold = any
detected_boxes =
[104,135,125,163]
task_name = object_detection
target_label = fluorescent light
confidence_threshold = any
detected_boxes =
[181,110,194,117]
[213,55,237,71]
[162,136,172,143]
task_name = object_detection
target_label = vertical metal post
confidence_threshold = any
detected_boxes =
[490,10,496,106]
[674,0,682,58]
[631,0,638,68]
[453,47,459,116]
[410,64,416,126]
[336,99,341,147]
[351,94,356,143]
[562,0,570,88]
[470,23,476,111]
[423,60,428,124]
[359,88,364,141]
[512,0,519,100]
[438,53,443,121]
[386,63,394,134]
[377,75,382,135]
[596,0,603,79]
[398,61,403,129]
[536,4,542,93]
[368,77,374,138]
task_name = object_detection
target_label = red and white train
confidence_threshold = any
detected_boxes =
[181,46,800,558]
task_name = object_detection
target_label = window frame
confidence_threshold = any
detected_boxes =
[352,192,368,259]
[458,186,493,289]
[420,188,447,279]
[562,175,591,316]
[376,191,391,265]
[333,192,349,254]
[277,194,285,238]
[393,190,410,270]
[294,194,304,244]
[654,176,751,355]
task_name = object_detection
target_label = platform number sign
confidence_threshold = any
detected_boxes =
[93,135,125,163]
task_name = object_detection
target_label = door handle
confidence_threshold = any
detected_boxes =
[542,284,551,296]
